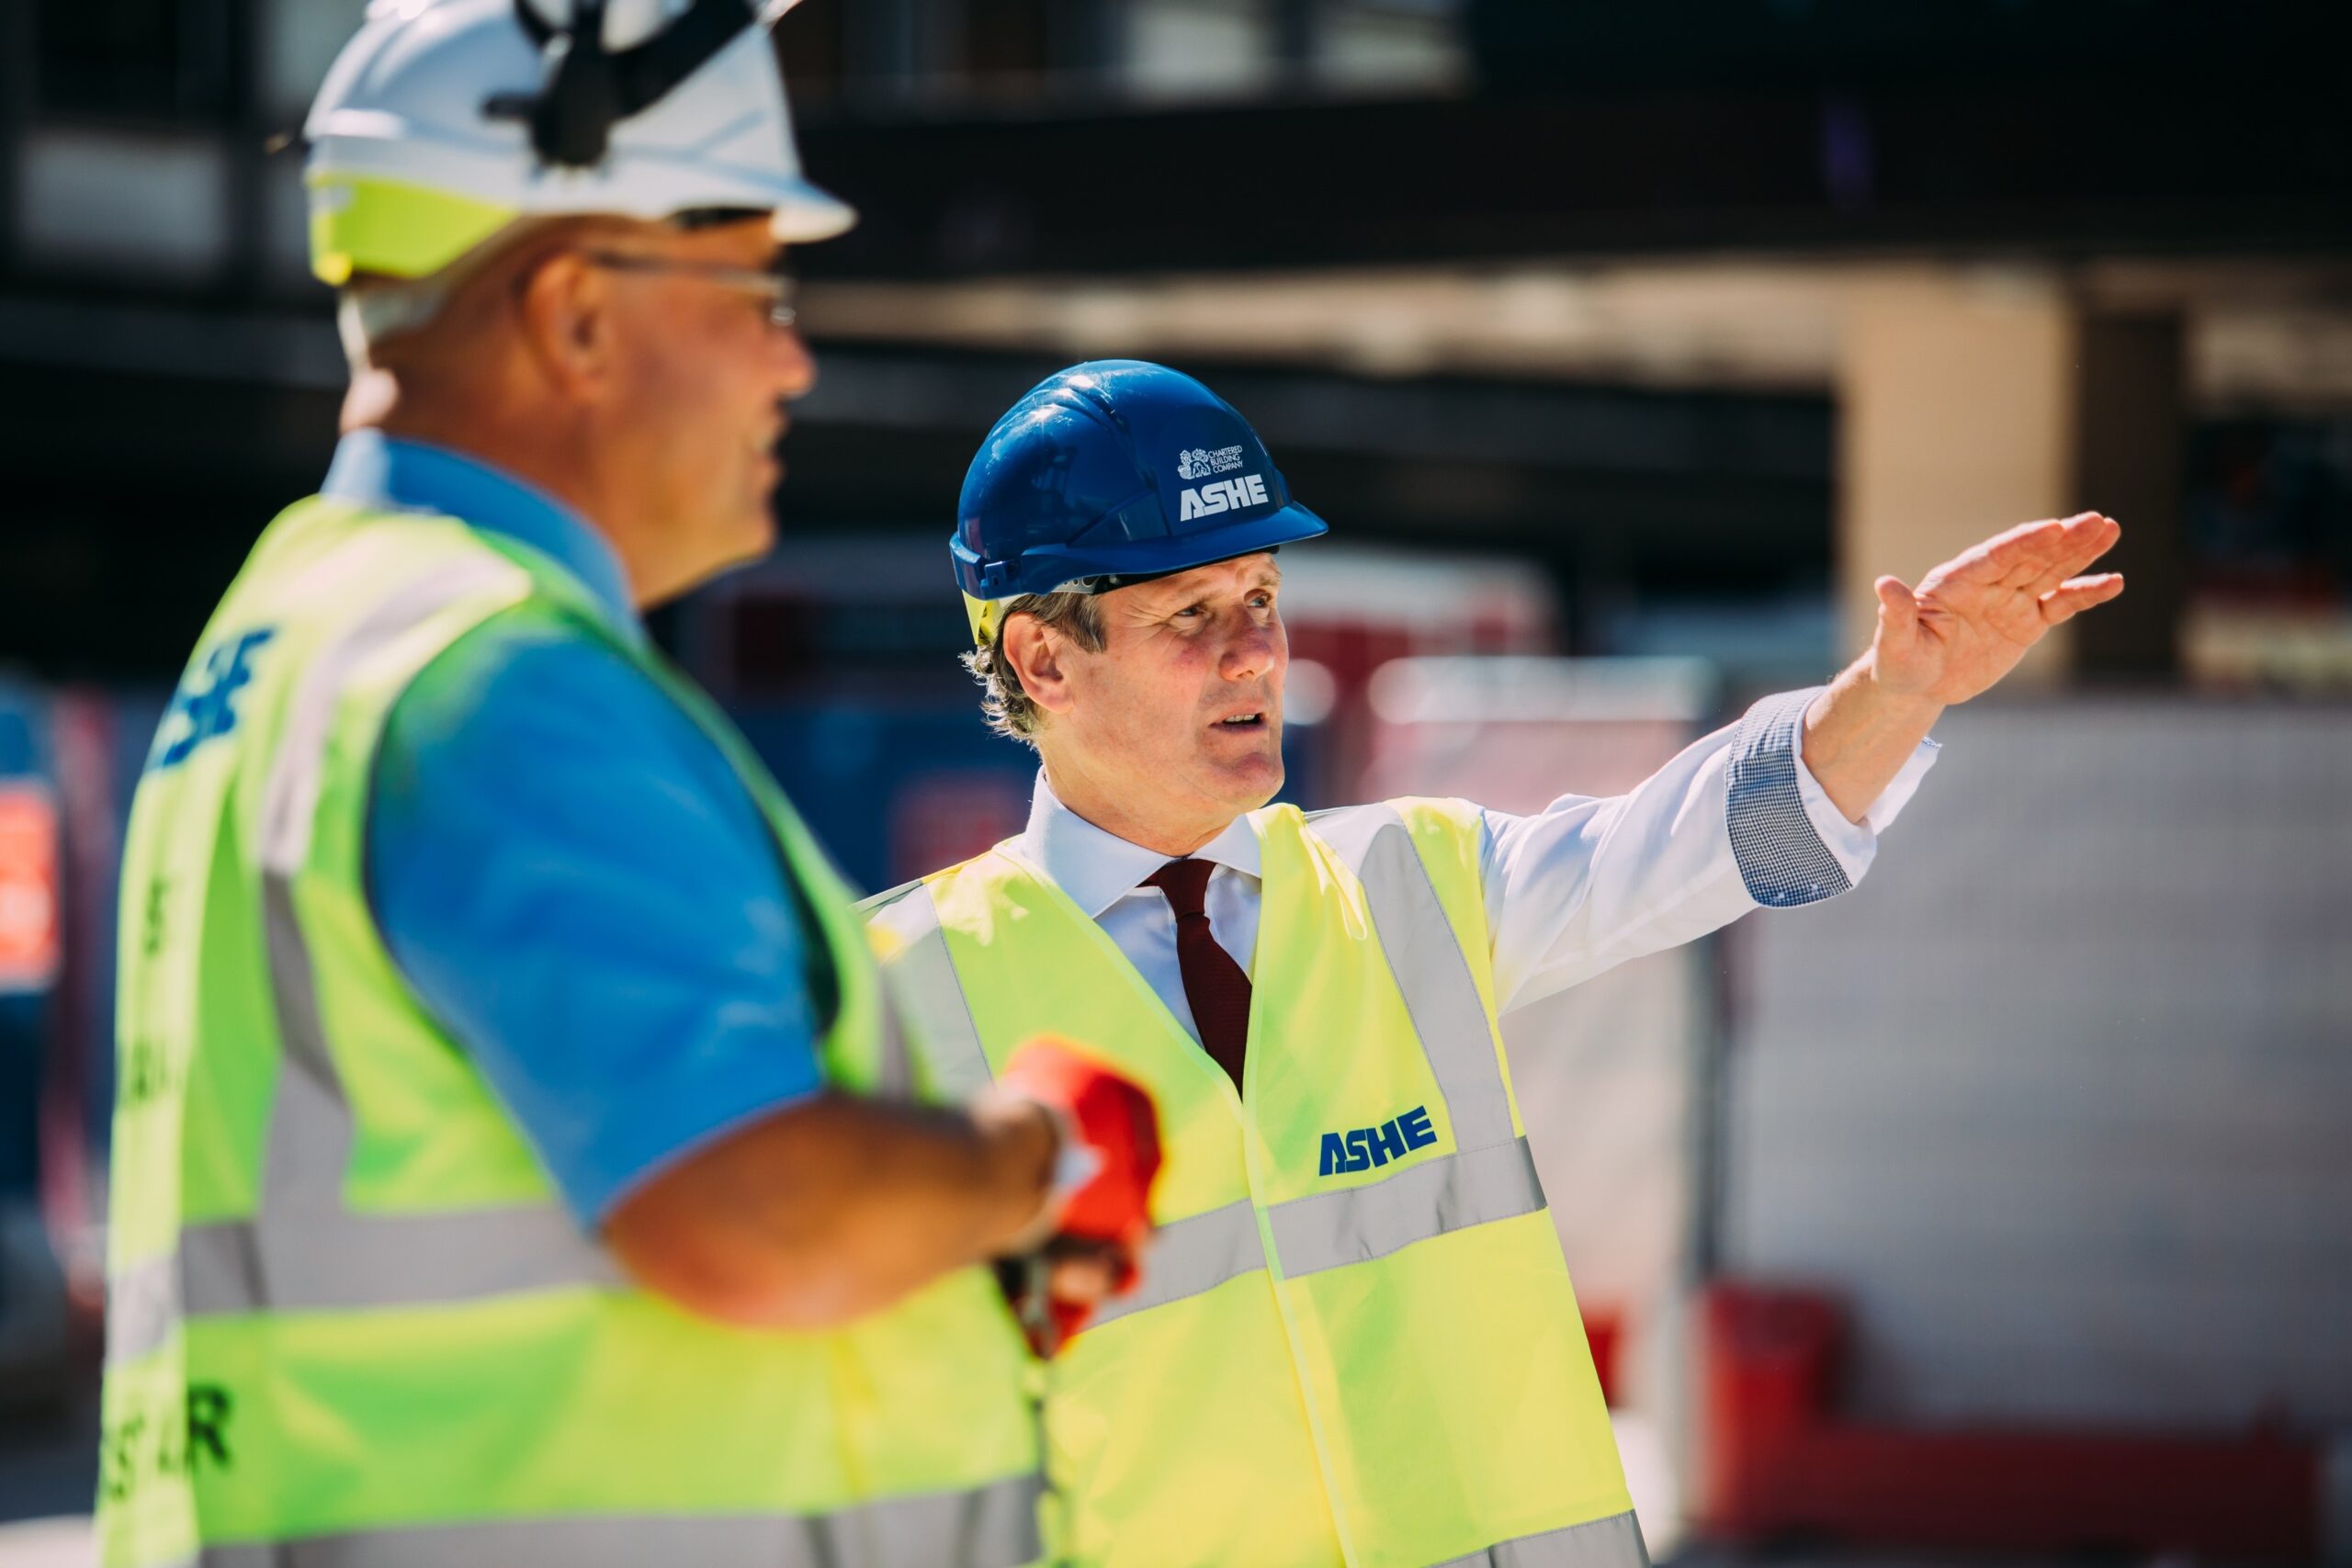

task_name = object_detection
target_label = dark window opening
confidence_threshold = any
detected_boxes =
[34,0,233,121]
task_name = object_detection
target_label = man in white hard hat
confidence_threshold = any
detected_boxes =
[95,8,1160,1567]
[868,360,2127,1567]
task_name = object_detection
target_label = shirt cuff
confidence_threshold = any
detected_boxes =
[1725,688,1940,907]
[1724,688,1850,908]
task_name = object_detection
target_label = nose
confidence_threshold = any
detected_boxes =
[770,323,817,402]
[1220,615,1282,683]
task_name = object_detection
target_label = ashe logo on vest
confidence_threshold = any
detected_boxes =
[1178,473,1270,521]
[1318,1104,1439,1177]
[149,627,277,772]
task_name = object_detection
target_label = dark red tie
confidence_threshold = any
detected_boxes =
[1144,858,1251,1091]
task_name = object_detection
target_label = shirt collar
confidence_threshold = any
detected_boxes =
[322,430,641,642]
[1015,769,1262,919]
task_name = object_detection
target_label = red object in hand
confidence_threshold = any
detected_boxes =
[997,1036,1162,1345]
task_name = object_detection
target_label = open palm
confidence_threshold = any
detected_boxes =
[1872,513,2125,705]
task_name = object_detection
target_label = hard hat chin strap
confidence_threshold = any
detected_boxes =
[485,0,761,169]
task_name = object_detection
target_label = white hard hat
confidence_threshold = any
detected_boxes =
[303,0,854,286]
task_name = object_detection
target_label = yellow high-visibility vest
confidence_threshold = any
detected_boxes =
[101,495,1041,1568]
[867,799,1645,1568]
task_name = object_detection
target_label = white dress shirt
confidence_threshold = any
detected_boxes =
[1002,694,1938,1046]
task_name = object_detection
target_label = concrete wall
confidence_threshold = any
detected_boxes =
[1724,698,2352,1428]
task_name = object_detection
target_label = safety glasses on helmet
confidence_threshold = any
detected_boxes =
[572,250,799,330]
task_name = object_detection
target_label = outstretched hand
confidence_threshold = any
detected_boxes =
[1871,513,2124,705]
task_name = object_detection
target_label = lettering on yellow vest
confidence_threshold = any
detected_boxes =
[1317,1103,1438,1176]
[149,628,277,772]
[99,1384,233,1507]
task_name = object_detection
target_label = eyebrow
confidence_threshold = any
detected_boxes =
[1171,567,1282,603]
[1139,559,1283,610]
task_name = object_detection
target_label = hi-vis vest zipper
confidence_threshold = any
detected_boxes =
[100,497,1043,1568]
[865,802,1646,1568]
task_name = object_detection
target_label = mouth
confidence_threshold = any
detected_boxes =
[1211,711,1268,733]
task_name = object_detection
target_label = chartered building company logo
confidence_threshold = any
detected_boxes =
[1175,445,1246,481]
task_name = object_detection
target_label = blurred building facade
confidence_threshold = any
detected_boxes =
[5,0,2350,686]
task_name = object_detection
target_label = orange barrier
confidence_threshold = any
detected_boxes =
[1696,1280,2324,1561]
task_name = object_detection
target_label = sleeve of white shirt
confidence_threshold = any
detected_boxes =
[1482,685,1938,1014]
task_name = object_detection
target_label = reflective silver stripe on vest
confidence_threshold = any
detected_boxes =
[259,558,519,878]
[1086,1197,1266,1328]
[875,990,916,1099]
[192,1469,1046,1568]
[256,870,358,1214]
[179,1205,625,1317]
[859,877,923,1098]
[1268,1135,1544,1279]
[864,881,996,1100]
[1427,1508,1651,1568]
[106,1250,182,1366]
[1306,805,1517,1152]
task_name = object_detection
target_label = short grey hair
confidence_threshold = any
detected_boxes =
[332,216,557,372]
[336,278,456,369]
[962,592,1106,745]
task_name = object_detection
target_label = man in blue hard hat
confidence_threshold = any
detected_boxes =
[865,360,2125,1568]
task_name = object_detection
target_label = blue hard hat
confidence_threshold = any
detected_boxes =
[952,360,1327,643]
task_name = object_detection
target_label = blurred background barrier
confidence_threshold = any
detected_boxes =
[1704,702,2352,1558]
[4,0,2351,1562]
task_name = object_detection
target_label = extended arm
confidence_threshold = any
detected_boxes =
[1480,513,2120,1013]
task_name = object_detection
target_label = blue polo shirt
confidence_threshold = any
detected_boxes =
[333,432,825,1225]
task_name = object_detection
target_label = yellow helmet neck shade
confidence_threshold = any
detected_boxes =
[308,175,517,287]
[964,592,1006,648]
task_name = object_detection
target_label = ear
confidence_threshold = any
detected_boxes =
[1001,613,1078,716]
[513,250,612,403]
